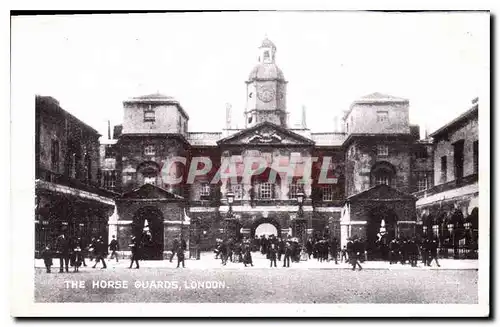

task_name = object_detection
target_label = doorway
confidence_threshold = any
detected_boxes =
[133,206,164,260]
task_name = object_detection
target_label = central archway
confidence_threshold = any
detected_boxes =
[251,218,281,238]
[133,206,164,260]
[255,223,278,237]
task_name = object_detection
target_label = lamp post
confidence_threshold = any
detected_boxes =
[226,191,235,241]
[296,191,305,246]
[447,223,454,259]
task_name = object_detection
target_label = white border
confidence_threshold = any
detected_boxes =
[8,4,491,318]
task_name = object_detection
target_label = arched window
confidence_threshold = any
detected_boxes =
[370,161,396,187]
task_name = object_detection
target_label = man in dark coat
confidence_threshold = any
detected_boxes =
[129,236,140,269]
[176,246,185,268]
[92,236,107,269]
[55,232,71,273]
[243,244,253,267]
[108,235,119,262]
[428,238,441,267]
[351,239,363,271]
[41,244,53,273]
[170,238,179,263]
[283,242,292,267]
[389,239,399,264]
[330,238,339,264]
[277,238,285,261]
[421,238,430,266]
[306,239,313,259]
[268,243,278,267]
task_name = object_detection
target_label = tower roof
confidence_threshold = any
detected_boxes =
[260,37,276,49]
[248,63,285,81]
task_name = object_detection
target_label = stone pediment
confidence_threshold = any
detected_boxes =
[121,183,184,200]
[217,122,315,146]
[347,184,415,202]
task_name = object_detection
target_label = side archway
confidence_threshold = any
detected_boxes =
[132,206,164,260]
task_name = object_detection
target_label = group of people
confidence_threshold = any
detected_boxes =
[41,232,120,273]
[386,237,441,267]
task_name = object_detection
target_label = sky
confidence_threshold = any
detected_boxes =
[12,11,489,139]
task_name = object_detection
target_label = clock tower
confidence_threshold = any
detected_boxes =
[245,37,288,128]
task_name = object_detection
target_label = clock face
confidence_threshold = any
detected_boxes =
[257,87,275,103]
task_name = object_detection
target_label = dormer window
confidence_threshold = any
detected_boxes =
[144,105,155,122]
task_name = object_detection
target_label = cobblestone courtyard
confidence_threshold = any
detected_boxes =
[35,253,478,304]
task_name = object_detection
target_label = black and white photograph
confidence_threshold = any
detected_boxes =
[10,9,490,317]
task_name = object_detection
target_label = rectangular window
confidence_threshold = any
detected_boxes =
[104,145,115,158]
[144,145,155,156]
[377,145,388,157]
[415,146,428,159]
[103,171,116,189]
[417,173,428,192]
[377,111,389,123]
[440,156,447,183]
[289,182,300,199]
[200,183,211,198]
[144,106,155,122]
[50,139,59,171]
[231,184,243,200]
[473,140,479,174]
[259,182,273,200]
[322,185,335,201]
[453,140,464,181]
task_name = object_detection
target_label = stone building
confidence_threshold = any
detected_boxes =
[99,37,449,259]
[414,98,479,255]
[35,95,117,257]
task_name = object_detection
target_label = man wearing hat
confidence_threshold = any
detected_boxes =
[129,235,140,269]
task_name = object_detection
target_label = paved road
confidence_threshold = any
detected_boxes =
[35,266,478,304]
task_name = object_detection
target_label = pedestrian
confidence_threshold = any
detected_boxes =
[268,243,277,267]
[389,239,398,264]
[76,237,88,267]
[409,239,419,267]
[421,238,430,266]
[277,238,285,261]
[283,242,292,268]
[351,239,363,271]
[108,235,119,262]
[170,238,179,263]
[340,245,348,263]
[55,231,71,273]
[88,237,96,262]
[306,239,313,259]
[330,238,339,264]
[72,246,83,272]
[129,236,140,269]
[176,246,185,268]
[243,245,253,267]
[92,236,107,269]
[428,238,441,267]
[41,244,53,273]
[220,241,228,266]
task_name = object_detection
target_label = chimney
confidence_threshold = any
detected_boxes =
[107,120,111,140]
[301,105,307,129]
[225,103,232,129]
[333,116,339,132]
